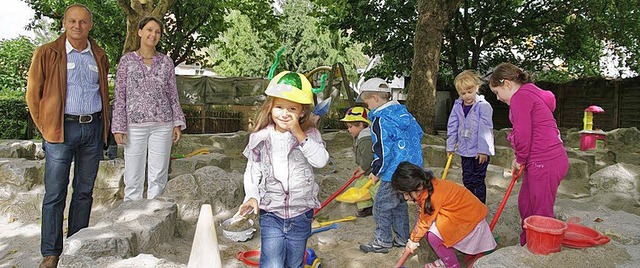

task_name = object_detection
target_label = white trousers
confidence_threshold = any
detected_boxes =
[123,123,173,201]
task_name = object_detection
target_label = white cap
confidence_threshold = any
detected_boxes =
[360,78,391,93]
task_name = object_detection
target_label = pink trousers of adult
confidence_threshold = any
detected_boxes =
[518,156,568,246]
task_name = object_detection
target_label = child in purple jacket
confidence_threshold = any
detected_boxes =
[446,70,495,204]
[488,63,569,246]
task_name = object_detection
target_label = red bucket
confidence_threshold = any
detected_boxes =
[523,215,567,255]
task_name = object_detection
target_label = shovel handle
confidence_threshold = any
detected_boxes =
[314,169,363,216]
[361,179,375,190]
[489,167,524,231]
[316,216,357,227]
[394,250,411,268]
[442,153,454,180]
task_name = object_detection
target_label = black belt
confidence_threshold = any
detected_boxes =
[64,111,102,123]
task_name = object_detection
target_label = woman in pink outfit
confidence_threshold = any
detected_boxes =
[488,63,568,246]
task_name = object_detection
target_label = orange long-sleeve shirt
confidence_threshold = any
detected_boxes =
[410,179,488,247]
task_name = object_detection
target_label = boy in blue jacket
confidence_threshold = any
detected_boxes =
[446,70,495,203]
[358,78,424,253]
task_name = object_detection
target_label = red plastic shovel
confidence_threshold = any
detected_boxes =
[466,167,524,267]
[314,169,363,216]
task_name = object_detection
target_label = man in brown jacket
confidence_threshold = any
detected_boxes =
[25,4,110,268]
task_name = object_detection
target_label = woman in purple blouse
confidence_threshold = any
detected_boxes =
[112,17,186,201]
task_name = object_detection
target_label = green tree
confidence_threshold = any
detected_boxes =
[206,10,276,77]
[0,37,37,91]
[208,0,367,84]
[23,0,278,67]
[320,0,640,81]
[279,0,367,82]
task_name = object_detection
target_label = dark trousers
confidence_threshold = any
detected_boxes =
[460,156,490,203]
[41,118,103,256]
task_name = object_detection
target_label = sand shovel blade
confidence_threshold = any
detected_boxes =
[336,179,374,203]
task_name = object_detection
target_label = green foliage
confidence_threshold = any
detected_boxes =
[209,0,367,84]
[206,10,276,76]
[24,0,279,69]
[315,0,640,82]
[0,90,30,139]
[0,37,37,91]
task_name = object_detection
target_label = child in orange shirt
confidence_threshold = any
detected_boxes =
[391,162,496,268]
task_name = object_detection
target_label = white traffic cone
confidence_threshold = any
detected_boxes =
[187,204,222,268]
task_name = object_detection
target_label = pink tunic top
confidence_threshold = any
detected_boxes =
[507,83,566,164]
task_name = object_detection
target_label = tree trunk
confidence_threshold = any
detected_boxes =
[407,0,461,134]
[117,0,175,54]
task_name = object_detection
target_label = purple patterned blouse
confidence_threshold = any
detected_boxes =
[111,51,186,133]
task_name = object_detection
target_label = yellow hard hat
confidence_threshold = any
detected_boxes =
[265,71,313,104]
[341,107,371,125]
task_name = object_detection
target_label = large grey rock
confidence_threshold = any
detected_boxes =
[63,199,177,260]
[590,163,640,203]
[168,153,230,178]
[422,144,460,170]
[558,158,591,198]
[97,199,177,251]
[421,134,445,146]
[565,131,582,149]
[494,128,512,147]
[0,140,37,159]
[63,226,138,259]
[208,131,249,151]
[606,127,640,147]
[321,131,353,150]
[93,159,125,205]
[0,158,43,190]
[1,185,44,222]
[492,146,515,170]
[164,166,243,220]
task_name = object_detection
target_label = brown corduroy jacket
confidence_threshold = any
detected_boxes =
[25,34,110,143]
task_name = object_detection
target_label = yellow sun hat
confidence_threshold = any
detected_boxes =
[340,107,372,125]
[265,71,313,104]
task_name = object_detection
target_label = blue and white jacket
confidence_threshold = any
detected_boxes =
[370,100,424,182]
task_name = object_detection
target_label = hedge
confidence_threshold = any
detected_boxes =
[0,90,32,139]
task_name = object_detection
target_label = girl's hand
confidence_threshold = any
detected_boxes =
[406,239,420,254]
[236,198,259,217]
[173,127,181,144]
[477,153,488,164]
[286,111,308,142]
[511,159,524,171]
[114,133,127,145]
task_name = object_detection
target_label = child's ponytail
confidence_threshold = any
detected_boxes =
[391,161,436,215]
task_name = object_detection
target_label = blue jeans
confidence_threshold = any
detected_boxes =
[259,209,313,268]
[41,119,103,256]
[373,181,410,247]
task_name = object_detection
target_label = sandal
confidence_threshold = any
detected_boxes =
[424,259,445,268]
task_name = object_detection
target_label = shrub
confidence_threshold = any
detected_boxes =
[0,90,31,139]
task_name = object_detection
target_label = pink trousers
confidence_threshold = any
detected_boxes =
[518,156,568,245]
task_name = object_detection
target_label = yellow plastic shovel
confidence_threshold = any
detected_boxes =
[335,179,374,203]
[312,215,356,228]
[442,153,454,180]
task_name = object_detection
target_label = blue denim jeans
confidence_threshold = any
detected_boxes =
[41,119,103,256]
[259,209,313,268]
[373,180,410,247]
